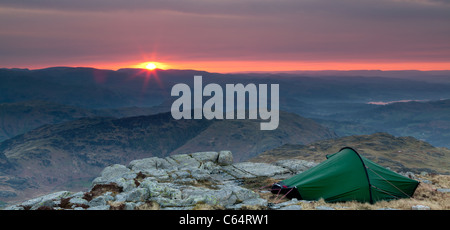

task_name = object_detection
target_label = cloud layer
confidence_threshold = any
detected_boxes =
[1,0,449,69]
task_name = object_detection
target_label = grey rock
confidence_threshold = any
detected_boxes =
[221,165,254,179]
[128,157,176,172]
[100,164,135,181]
[124,202,137,210]
[68,191,85,199]
[316,205,335,210]
[89,194,114,207]
[152,196,186,207]
[92,175,136,192]
[125,188,150,202]
[222,183,259,202]
[200,161,221,172]
[20,191,71,209]
[140,169,170,181]
[377,208,399,210]
[227,198,268,210]
[190,151,219,163]
[437,188,450,193]
[91,164,138,192]
[280,205,302,210]
[412,205,430,210]
[87,205,110,210]
[161,206,193,210]
[178,182,260,207]
[115,187,149,203]
[69,197,89,207]
[171,170,191,179]
[218,150,233,165]
[12,150,277,211]
[275,159,318,174]
[232,162,290,177]
[189,168,212,181]
[170,154,201,169]
[138,178,182,199]
[270,198,306,209]
[243,198,268,207]
[180,186,220,206]
[173,178,197,185]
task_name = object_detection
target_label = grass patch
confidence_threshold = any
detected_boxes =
[247,174,449,210]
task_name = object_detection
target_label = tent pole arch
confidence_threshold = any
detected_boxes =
[338,147,374,204]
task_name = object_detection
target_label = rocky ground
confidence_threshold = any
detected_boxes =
[4,151,449,210]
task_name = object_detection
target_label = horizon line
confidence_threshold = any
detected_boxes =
[2,66,450,74]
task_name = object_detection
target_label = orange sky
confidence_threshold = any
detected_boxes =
[92,60,450,73]
[1,1,449,73]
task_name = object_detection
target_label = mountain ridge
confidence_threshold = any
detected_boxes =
[252,132,450,175]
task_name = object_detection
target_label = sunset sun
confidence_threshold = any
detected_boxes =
[145,62,157,70]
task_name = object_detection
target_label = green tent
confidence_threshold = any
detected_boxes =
[271,147,420,203]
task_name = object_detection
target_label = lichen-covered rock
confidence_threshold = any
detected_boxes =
[115,187,150,203]
[232,162,291,177]
[275,159,318,174]
[218,150,233,165]
[4,151,316,210]
[128,157,176,172]
[190,151,219,163]
[99,164,135,181]
[89,193,114,207]
[20,191,71,210]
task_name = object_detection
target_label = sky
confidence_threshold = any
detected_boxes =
[0,0,449,72]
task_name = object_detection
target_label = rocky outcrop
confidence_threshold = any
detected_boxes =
[5,151,316,210]
[5,150,448,210]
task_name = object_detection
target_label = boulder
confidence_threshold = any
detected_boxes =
[217,150,233,165]
[99,164,135,181]
[190,151,219,163]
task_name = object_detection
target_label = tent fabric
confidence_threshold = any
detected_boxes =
[271,147,419,203]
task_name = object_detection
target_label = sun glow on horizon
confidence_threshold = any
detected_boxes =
[23,60,449,73]
[128,61,169,70]
[145,62,157,70]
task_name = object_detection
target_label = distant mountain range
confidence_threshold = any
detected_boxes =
[2,67,450,110]
[316,99,450,148]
